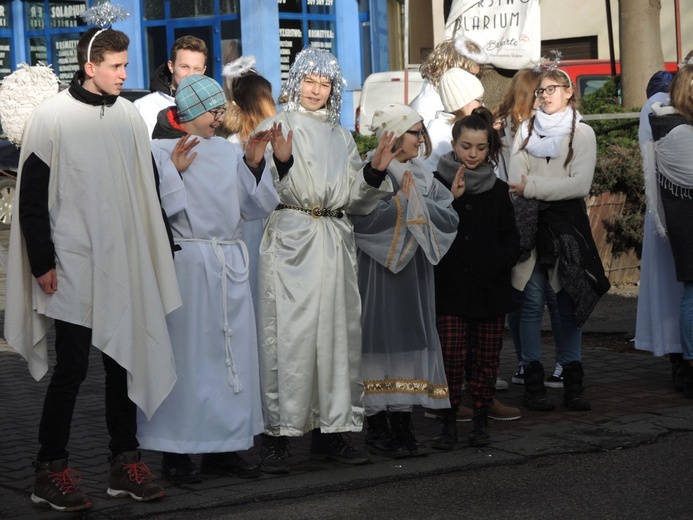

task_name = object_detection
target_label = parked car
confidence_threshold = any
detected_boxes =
[355,67,424,135]
[561,59,679,98]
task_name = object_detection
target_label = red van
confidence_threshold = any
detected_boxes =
[560,59,679,98]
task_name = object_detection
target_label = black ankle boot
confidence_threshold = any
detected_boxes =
[431,407,457,450]
[389,411,425,457]
[468,406,490,447]
[522,361,556,411]
[562,361,591,411]
[365,412,408,458]
[161,452,202,485]
[683,361,693,399]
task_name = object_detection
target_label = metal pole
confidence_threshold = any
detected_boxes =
[605,0,617,76]
[404,0,410,103]
[674,0,682,64]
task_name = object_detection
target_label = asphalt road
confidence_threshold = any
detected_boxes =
[163,431,693,520]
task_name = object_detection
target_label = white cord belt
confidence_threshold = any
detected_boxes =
[175,237,249,393]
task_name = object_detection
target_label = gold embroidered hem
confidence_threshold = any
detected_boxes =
[364,378,449,399]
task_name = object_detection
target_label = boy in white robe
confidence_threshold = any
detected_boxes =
[5,26,180,512]
[137,74,280,484]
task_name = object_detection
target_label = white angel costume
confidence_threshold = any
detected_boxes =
[352,158,457,411]
[256,108,392,436]
[137,133,279,453]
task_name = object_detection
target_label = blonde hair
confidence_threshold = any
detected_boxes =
[218,73,276,146]
[669,64,693,124]
[420,39,481,86]
[494,68,542,135]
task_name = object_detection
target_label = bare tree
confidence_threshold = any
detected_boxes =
[619,0,665,108]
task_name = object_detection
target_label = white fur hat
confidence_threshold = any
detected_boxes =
[438,67,484,113]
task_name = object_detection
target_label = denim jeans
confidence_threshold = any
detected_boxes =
[37,320,138,462]
[680,281,693,360]
[518,264,582,366]
[509,277,565,364]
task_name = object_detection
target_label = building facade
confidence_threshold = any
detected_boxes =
[1,1,692,129]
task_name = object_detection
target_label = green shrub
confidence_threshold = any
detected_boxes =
[353,132,379,159]
[582,76,645,258]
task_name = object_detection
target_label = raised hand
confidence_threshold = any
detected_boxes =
[270,122,293,162]
[370,130,402,171]
[400,170,414,199]
[451,165,466,199]
[245,129,273,168]
[171,133,200,173]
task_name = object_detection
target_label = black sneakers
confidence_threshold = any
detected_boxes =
[31,459,92,512]
[107,451,165,501]
[260,434,291,474]
[161,452,203,485]
[309,431,370,465]
[200,452,261,479]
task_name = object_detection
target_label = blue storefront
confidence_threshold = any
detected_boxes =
[0,0,393,128]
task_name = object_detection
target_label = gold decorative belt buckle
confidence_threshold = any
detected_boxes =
[310,206,323,218]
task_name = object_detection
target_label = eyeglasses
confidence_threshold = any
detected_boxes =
[475,98,484,106]
[534,84,569,97]
[210,107,227,120]
[405,130,425,139]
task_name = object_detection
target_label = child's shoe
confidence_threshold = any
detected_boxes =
[107,451,164,501]
[31,459,92,512]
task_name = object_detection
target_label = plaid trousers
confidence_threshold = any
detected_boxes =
[436,314,505,408]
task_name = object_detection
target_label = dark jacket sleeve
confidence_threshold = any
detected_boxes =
[19,152,55,278]
[362,161,388,188]
[273,154,294,180]
[151,154,180,254]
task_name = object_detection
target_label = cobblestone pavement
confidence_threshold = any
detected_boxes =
[2,230,692,519]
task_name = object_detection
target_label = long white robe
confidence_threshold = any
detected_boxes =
[137,136,279,453]
[4,91,181,419]
[256,108,393,436]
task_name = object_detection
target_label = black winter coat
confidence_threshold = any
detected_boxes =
[433,175,520,318]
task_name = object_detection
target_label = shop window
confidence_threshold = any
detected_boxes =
[0,0,12,79]
[171,0,214,19]
[144,0,165,20]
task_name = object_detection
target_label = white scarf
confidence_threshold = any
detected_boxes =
[521,106,579,158]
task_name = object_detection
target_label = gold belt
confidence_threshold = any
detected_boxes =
[276,203,344,219]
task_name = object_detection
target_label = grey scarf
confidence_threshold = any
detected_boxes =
[436,151,496,194]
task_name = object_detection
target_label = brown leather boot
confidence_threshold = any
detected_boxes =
[107,451,164,502]
[31,459,92,512]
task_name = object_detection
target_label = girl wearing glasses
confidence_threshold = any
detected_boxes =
[352,103,460,458]
[508,68,609,413]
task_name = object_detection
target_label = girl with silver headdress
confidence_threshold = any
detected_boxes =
[254,47,398,473]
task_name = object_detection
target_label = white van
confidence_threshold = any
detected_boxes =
[355,67,424,135]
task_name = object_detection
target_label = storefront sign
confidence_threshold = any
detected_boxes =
[445,0,540,69]
[54,36,80,81]
[0,3,10,29]
[29,37,48,64]
[278,18,303,80]
[0,37,11,78]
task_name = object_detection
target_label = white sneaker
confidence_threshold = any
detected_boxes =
[495,377,509,390]
[511,363,524,385]
[545,362,564,388]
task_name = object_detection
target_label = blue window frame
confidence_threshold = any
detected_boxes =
[23,1,91,82]
[278,0,336,80]
[0,0,13,80]
[140,0,241,85]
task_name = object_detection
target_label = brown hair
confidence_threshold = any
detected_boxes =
[170,35,208,63]
[451,107,501,166]
[520,69,579,168]
[390,124,432,160]
[669,64,693,124]
[419,39,481,86]
[494,68,542,136]
[218,73,276,146]
[77,27,129,70]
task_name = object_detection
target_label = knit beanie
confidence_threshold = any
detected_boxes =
[175,74,226,122]
[438,68,484,113]
[370,102,423,140]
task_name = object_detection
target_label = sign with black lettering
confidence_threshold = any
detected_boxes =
[445,0,540,69]
[278,18,303,81]
[54,35,80,81]
[0,37,11,79]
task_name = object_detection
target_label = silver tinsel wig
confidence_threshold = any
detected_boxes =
[281,47,345,126]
